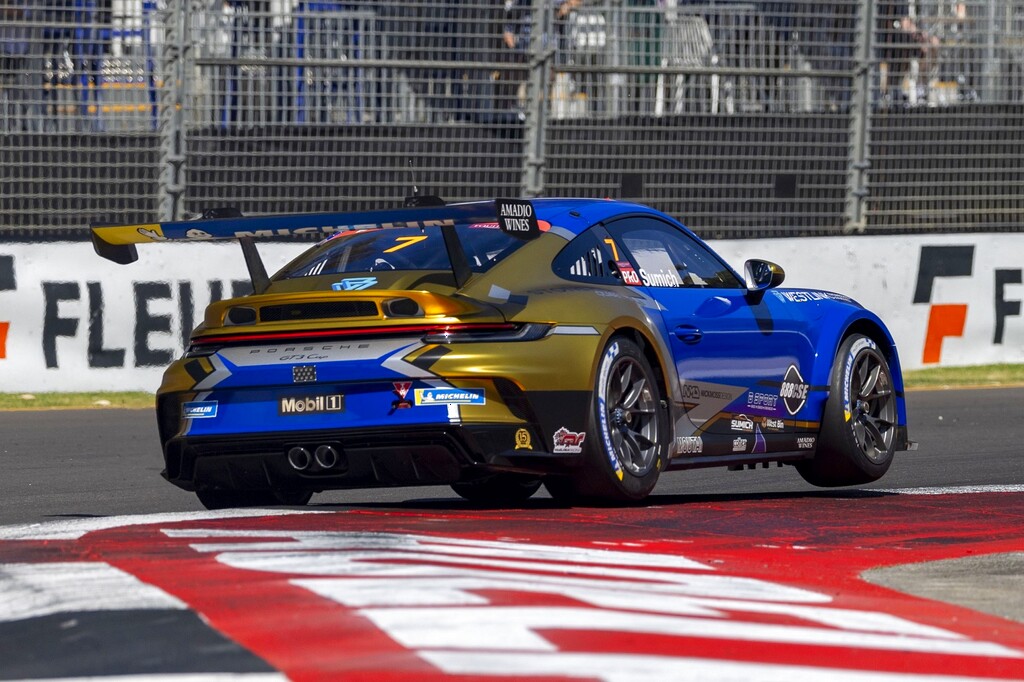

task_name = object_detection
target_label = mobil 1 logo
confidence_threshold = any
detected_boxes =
[496,199,540,241]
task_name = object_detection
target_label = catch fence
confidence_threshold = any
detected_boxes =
[1,0,1023,237]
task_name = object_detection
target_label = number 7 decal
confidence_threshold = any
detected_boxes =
[603,239,620,261]
[384,236,429,253]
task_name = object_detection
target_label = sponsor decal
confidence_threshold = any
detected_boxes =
[732,437,748,453]
[682,383,733,402]
[392,381,413,410]
[753,426,767,454]
[780,364,810,416]
[279,394,345,415]
[496,198,541,241]
[552,427,587,454]
[137,226,167,241]
[414,388,485,406]
[597,342,624,481]
[332,277,378,291]
[0,254,14,361]
[774,290,854,304]
[182,400,218,419]
[746,391,778,412]
[797,436,817,450]
[730,414,754,433]
[763,417,785,431]
[639,267,681,288]
[514,428,533,450]
[616,261,642,286]
[914,245,973,364]
[674,436,703,455]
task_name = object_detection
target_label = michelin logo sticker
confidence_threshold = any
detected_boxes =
[414,388,486,406]
[183,401,218,419]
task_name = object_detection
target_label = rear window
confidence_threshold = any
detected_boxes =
[277,224,527,279]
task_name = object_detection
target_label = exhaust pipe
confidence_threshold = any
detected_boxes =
[314,444,339,469]
[287,446,312,471]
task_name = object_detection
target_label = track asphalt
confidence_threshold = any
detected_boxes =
[0,388,1022,680]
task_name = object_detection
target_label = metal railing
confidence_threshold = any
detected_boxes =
[1,0,1023,236]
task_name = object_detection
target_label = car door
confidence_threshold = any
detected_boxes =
[604,215,818,457]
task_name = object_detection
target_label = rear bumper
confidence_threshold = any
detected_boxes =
[163,423,583,493]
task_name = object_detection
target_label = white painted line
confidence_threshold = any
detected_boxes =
[421,650,1019,682]
[366,606,1020,658]
[0,509,323,541]
[873,484,1024,496]
[0,562,186,622]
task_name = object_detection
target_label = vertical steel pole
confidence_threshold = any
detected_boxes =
[844,0,874,233]
[521,0,552,198]
[157,0,188,221]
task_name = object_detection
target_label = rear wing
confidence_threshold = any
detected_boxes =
[92,201,511,294]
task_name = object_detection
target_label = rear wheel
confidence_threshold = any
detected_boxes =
[797,334,897,487]
[572,337,668,502]
[450,474,542,505]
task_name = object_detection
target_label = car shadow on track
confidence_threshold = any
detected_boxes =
[305,488,897,513]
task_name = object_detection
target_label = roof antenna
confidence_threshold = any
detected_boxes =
[404,159,446,209]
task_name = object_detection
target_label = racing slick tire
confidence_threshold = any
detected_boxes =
[450,474,542,505]
[796,334,897,487]
[570,337,669,502]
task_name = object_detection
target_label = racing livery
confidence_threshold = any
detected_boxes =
[92,198,914,508]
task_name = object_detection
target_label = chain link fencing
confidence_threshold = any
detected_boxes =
[1,0,1023,238]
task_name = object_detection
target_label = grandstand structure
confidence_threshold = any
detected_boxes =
[1,0,1023,237]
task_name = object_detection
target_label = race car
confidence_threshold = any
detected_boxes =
[92,198,914,509]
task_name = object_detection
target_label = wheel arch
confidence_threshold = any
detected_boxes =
[836,316,905,392]
[603,325,672,410]
[831,314,909,431]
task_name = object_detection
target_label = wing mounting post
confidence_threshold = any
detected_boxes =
[238,236,271,294]
[440,223,472,289]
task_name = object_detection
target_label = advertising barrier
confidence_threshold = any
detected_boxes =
[0,235,1020,392]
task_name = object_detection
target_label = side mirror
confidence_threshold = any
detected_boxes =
[744,259,785,292]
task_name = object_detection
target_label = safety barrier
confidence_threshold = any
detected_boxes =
[1,0,1023,235]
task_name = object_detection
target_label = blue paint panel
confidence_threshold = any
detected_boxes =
[184,381,455,437]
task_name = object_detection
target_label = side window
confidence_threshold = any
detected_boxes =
[552,228,621,285]
[605,217,743,289]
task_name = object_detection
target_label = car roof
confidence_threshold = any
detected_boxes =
[456,198,684,238]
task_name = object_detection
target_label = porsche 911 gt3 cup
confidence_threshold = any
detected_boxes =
[93,198,914,508]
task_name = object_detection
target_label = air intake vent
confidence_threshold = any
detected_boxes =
[260,301,378,322]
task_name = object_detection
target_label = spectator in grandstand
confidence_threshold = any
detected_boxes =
[877,0,939,103]
[801,1,857,112]
[1,0,39,131]
[499,0,581,117]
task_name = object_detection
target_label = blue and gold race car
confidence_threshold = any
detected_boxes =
[93,198,914,508]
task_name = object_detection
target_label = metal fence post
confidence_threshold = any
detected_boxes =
[521,0,553,198]
[844,0,874,233]
[157,0,189,221]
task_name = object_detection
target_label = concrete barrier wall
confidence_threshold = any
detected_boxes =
[0,234,1020,392]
